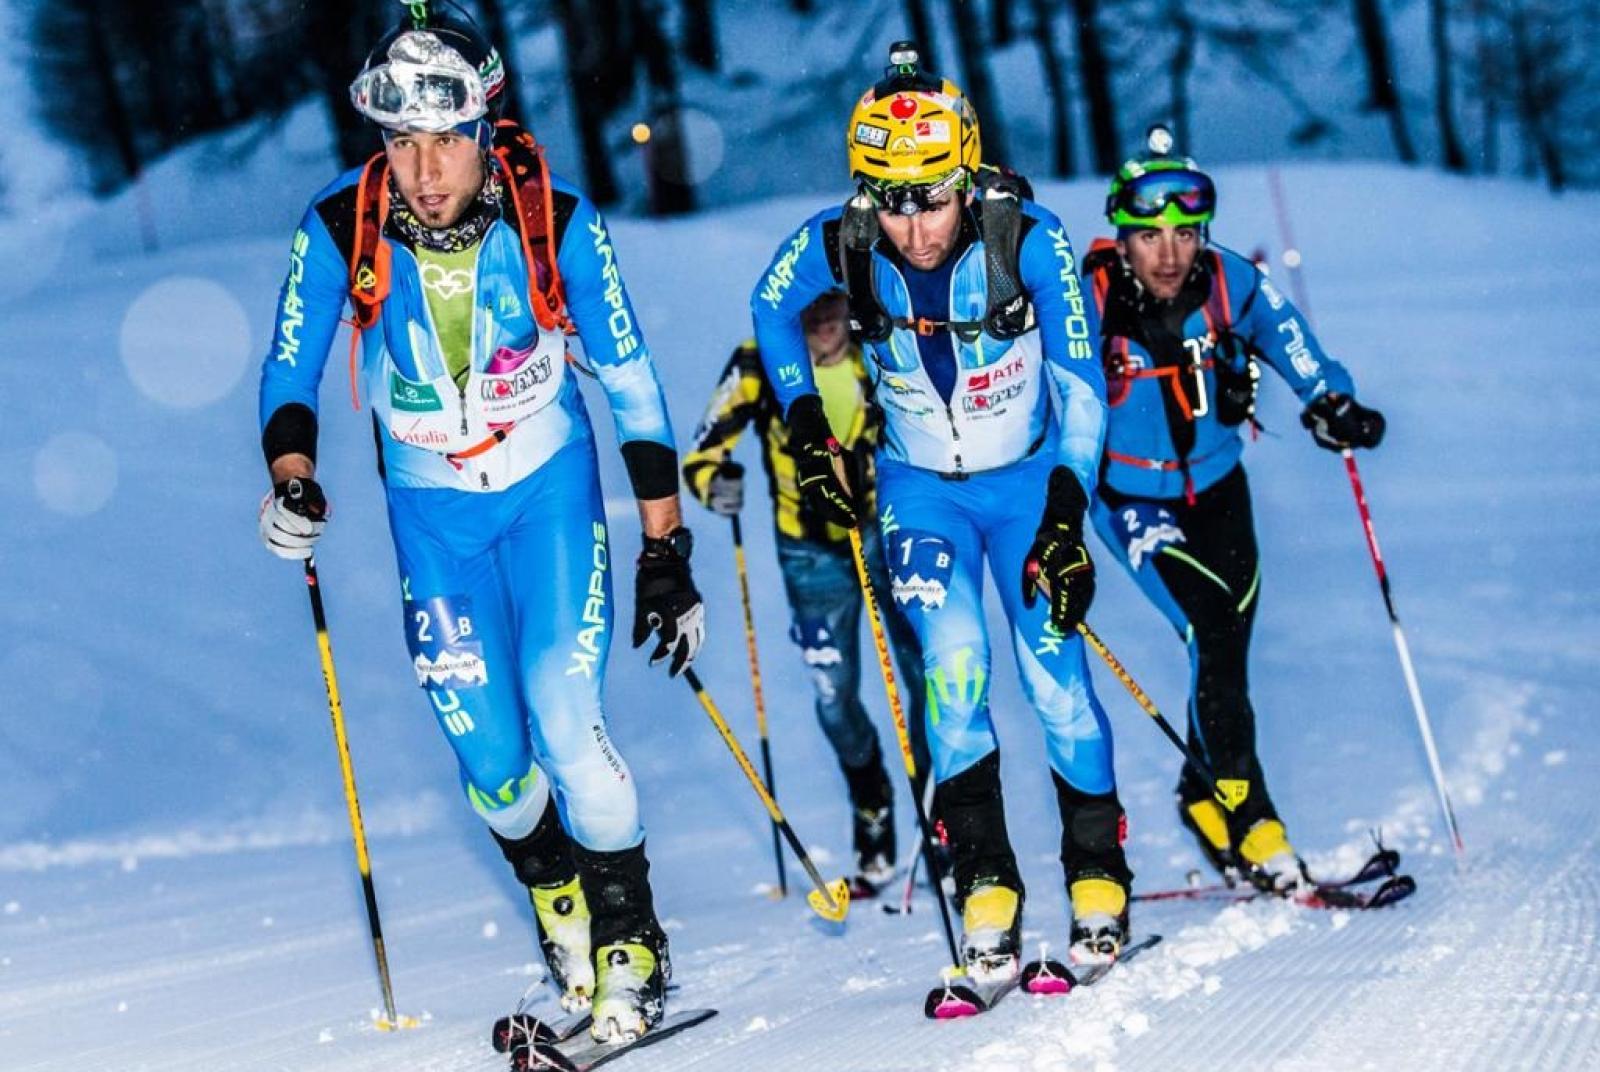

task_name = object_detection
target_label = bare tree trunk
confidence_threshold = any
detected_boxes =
[634,0,696,214]
[1429,0,1468,171]
[86,0,141,189]
[1071,0,1120,173]
[1028,0,1075,176]
[1352,0,1417,163]
[682,0,720,71]
[992,0,1015,46]
[1473,0,1499,172]
[552,0,620,205]
[310,0,387,168]
[1508,0,1564,191]
[1170,2,1196,153]
[903,0,938,62]
[475,0,527,127]
[948,0,1009,165]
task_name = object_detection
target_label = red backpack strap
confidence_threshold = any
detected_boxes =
[1200,248,1232,340]
[492,122,571,334]
[1085,238,1131,405]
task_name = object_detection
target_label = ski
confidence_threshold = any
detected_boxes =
[1136,871,1417,911]
[1133,847,1402,903]
[510,1008,717,1072]
[1018,933,1164,996]
[923,934,1163,1019]
[492,1010,593,1053]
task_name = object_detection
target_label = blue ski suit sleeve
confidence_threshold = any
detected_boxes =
[750,208,843,415]
[557,185,675,452]
[1223,250,1355,403]
[257,175,358,431]
[1019,202,1108,497]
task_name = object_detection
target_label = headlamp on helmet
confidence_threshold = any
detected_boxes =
[1105,124,1216,230]
[860,168,967,216]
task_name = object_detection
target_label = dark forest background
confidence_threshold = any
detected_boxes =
[22,0,1600,215]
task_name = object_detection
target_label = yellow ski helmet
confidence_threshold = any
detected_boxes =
[846,42,980,186]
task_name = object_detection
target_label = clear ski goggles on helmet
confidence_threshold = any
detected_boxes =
[860,168,968,216]
[350,30,487,134]
[1108,168,1216,222]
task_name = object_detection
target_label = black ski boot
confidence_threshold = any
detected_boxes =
[493,800,595,1011]
[574,841,669,1043]
[937,753,1025,986]
[842,744,896,893]
[1055,773,1134,966]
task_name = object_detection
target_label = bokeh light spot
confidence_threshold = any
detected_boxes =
[34,431,118,516]
[120,276,252,409]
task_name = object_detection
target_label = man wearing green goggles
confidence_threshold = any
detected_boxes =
[1082,127,1386,896]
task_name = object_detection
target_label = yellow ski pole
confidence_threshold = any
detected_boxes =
[681,668,850,921]
[731,515,786,897]
[302,558,416,1030]
[846,527,962,970]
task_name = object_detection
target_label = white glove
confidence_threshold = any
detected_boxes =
[259,476,328,560]
[706,461,744,517]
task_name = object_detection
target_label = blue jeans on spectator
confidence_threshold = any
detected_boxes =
[776,530,930,785]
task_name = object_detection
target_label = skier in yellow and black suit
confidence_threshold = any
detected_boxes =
[683,291,929,893]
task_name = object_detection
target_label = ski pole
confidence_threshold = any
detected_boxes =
[301,558,416,1030]
[883,768,939,916]
[1268,171,1464,863]
[846,527,963,971]
[731,514,787,898]
[1075,622,1235,810]
[681,667,850,921]
[1339,452,1465,862]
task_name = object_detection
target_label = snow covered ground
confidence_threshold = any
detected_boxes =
[2,163,1597,1070]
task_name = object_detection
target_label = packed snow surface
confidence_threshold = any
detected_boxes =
[2,162,1597,1070]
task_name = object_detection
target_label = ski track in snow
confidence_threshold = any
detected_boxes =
[3,165,1599,1070]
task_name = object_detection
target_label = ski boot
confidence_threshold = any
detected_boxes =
[960,882,1023,986]
[1068,876,1129,965]
[1237,819,1310,894]
[1178,793,1243,885]
[574,840,671,1043]
[843,746,897,895]
[529,876,595,1011]
[590,936,668,1043]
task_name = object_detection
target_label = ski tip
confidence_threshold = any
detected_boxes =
[510,1041,579,1072]
[924,982,986,1019]
[1019,959,1075,995]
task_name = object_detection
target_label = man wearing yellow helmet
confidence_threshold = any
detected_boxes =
[749,42,1134,979]
[1083,127,1385,894]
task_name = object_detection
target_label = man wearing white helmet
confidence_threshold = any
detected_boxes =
[256,5,697,1043]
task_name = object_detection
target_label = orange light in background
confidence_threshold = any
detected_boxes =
[631,123,652,145]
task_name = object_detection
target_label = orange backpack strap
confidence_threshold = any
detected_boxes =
[1084,238,1131,404]
[1199,248,1232,342]
[492,122,571,334]
[343,152,393,409]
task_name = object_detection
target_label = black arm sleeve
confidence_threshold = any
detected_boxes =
[621,440,680,500]
[262,402,318,466]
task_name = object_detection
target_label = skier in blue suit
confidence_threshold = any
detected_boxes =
[255,9,698,1042]
[1083,128,1385,892]
[749,43,1134,976]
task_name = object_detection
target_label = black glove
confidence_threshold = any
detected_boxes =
[1300,392,1385,451]
[258,476,329,560]
[1021,467,1096,634]
[706,460,744,517]
[786,394,859,528]
[1214,350,1261,428]
[632,527,705,677]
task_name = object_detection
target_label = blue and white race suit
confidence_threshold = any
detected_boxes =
[750,199,1119,793]
[259,166,674,851]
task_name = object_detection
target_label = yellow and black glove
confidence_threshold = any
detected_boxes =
[786,393,859,529]
[1022,467,1096,634]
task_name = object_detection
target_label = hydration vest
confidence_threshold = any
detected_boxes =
[832,165,1035,344]
[1084,238,1244,503]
